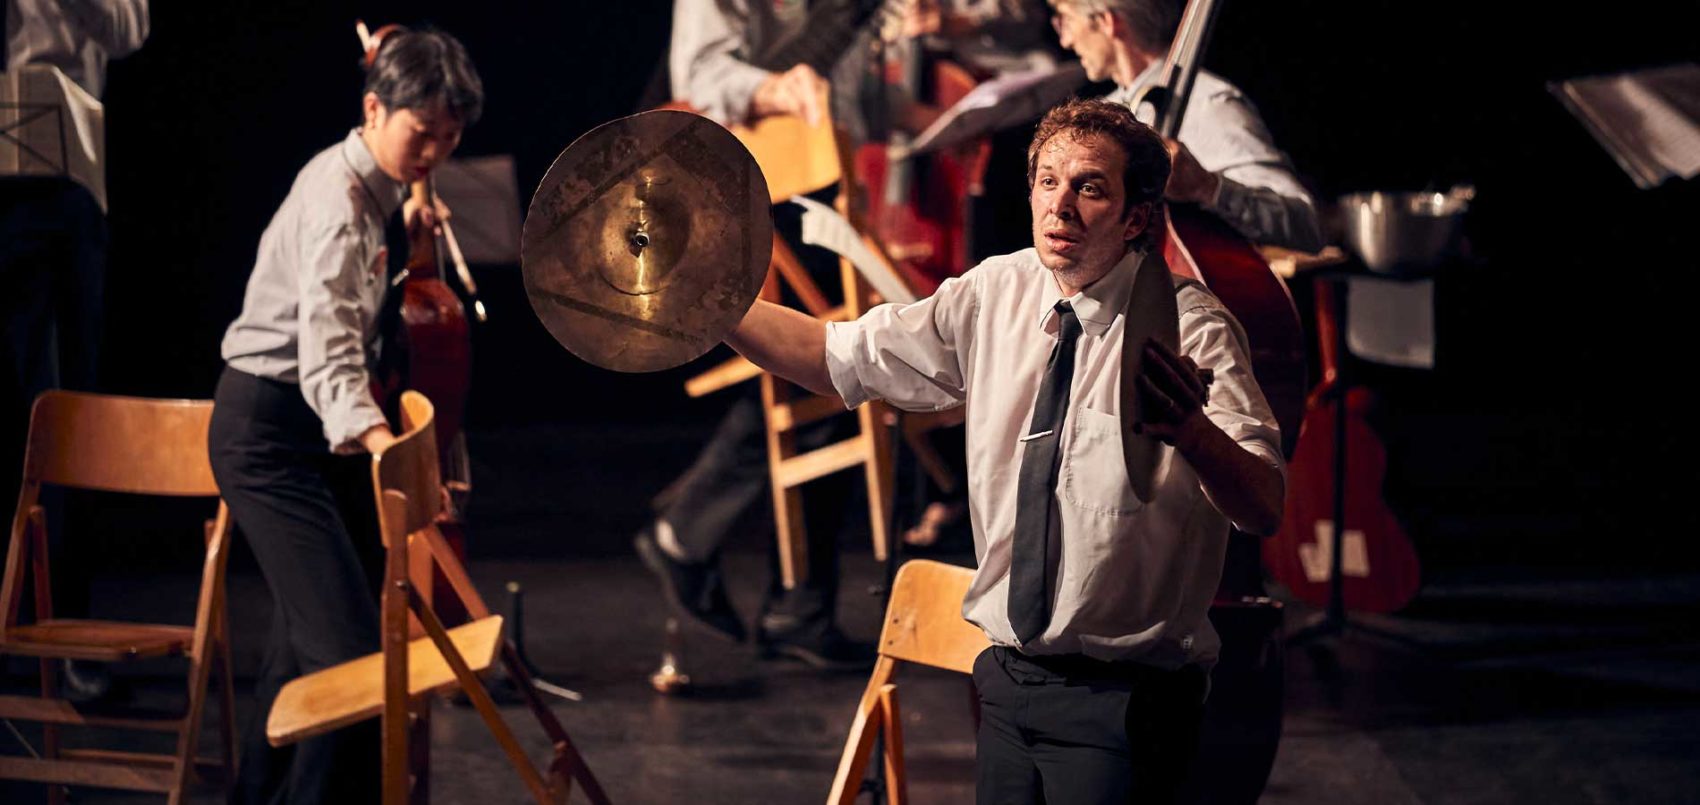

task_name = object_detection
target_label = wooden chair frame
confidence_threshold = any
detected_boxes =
[265,391,608,804]
[826,559,989,804]
[0,390,236,804]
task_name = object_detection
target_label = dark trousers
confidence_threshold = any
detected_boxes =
[0,177,106,619]
[972,646,1208,805]
[208,368,383,805]
[653,385,852,626]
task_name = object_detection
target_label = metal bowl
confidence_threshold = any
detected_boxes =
[1339,185,1474,274]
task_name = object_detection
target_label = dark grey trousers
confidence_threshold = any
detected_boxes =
[208,368,383,805]
[973,646,1208,805]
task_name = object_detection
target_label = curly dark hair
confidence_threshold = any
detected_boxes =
[1026,98,1170,247]
[363,27,484,125]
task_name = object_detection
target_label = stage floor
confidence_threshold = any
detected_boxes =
[3,419,1699,802]
[4,550,1699,804]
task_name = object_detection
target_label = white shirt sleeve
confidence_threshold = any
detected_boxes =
[824,273,980,412]
[61,0,150,57]
[1179,295,1285,475]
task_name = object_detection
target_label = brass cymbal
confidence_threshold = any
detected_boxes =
[521,110,772,372]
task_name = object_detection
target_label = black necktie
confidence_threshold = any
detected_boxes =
[1008,301,1083,645]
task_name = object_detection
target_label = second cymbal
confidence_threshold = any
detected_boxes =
[521,110,772,373]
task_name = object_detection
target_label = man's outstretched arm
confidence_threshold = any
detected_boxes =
[725,299,839,401]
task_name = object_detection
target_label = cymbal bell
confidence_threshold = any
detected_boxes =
[521,110,772,373]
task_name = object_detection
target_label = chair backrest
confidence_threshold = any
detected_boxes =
[23,390,218,497]
[372,391,441,542]
[877,559,988,674]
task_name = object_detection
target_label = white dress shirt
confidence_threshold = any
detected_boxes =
[1109,65,1324,253]
[825,248,1284,668]
[4,0,148,98]
[221,130,404,455]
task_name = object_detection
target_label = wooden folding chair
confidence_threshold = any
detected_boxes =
[826,559,989,804]
[265,391,609,804]
[0,391,236,804]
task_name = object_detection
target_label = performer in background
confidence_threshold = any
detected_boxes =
[1048,0,1324,252]
[206,28,481,804]
[1,0,149,702]
[724,98,1285,803]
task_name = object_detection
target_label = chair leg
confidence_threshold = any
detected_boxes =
[827,657,897,805]
[39,657,63,805]
[382,527,413,805]
[762,372,810,590]
[409,588,556,804]
[217,636,238,789]
[501,642,612,805]
[860,403,895,563]
[168,654,214,803]
[879,684,907,805]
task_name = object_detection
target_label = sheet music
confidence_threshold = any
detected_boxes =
[898,61,1087,157]
[1,65,107,210]
[1550,62,1700,190]
[789,195,918,305]
[433,155,523,265]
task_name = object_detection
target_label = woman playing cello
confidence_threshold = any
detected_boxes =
[206,27,482,803]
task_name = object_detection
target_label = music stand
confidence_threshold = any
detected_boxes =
[896,62,1088,159]
[1,66,107,211]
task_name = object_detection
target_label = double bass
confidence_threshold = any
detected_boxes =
[1130,2,1303,801]
[852,5,991,296]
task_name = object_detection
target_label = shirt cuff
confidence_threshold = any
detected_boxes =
[824,319,871,409]
[723,64,773,126]
[324,398,389,456]
[1204,173,1235,215]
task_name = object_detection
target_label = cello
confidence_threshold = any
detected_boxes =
[1130,2,1302,801]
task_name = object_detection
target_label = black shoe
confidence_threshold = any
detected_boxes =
[756,619,876,672]
[634,528,747,644]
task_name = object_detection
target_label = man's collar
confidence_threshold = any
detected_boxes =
[341,128,407,220]
[1109,61,1166,109]
[1035,250,1145,338]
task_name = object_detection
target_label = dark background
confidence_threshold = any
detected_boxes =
[91,1,1699,570]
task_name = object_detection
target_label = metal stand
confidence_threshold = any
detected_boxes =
[650,616,692,694]
[1288,276,1352,648]
[502,581,583,702]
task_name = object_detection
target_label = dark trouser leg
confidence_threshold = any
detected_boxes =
[653,383,851,628]
[0,178,104,621]
[973,648,1045,805]
[973,647,1207,805]
[210,369,381,805]
[653,389,770,563]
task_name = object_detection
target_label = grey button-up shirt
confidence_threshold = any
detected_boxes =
[668,0,1051,134]
[221,129,404,454]
[670,0,862,128]
[825,248,1283,669]
[1109,66,1324,253]
[4,0,148,98]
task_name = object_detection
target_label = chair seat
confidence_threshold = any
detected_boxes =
[267,615,504,747]
[2,619,191,661]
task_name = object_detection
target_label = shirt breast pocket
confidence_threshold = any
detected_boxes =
[1060,407,1145,517]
